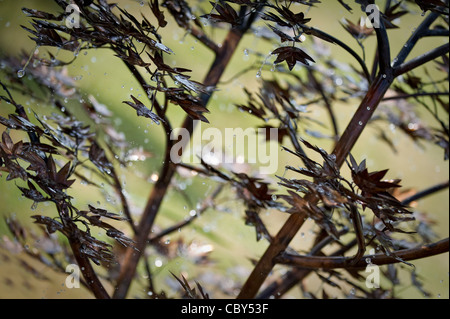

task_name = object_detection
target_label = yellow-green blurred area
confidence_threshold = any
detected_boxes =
[0,0,448,299]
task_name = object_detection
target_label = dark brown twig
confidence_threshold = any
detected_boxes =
[68,235,111,299]
[258,178,450,298]
[382,92,450,101]
[394,43,450,77]
[113,8,261,298]
[402,180,449,206]
[275,238,449,269]
[238,26,395,298]
[149,184,224,243]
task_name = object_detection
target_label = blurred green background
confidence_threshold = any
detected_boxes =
[0,0,448,299]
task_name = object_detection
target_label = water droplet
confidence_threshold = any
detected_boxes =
[256,70,261,78]
[17,69,25,78]
[271,194,277,201]
[154,259,163,267]
[150,173,159,182]
[358,121,363,126]
[421,10,426,17]
[382,74,387,79]
[366,107,371,111]
[244,49,249,56]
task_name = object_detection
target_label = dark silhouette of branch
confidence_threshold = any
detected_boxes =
[394,43,450,77]
[332,74,393,168]
[371,11,392,76]
[423,28,450,37]
[113,8,262,299]
[382,92,450,101]
[190,25,220,54]
[401,180,450,206]
[238,14,397,298]
[237,209,308,299]
[257,179,450,299]
[348,205,366,265]
[298,24,372,83]
[393,12,440,68]
[257,238,356,299]
[275,238,449,269]
[68,235,111,299]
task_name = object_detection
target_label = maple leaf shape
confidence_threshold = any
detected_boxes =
[384,2,408,28]
[341,18,374,40]
[167,92,210,123]
[201,1,239,26]
[415,0,449,15]
[272,46,315,70]
[348,154,401,197]
[278,6,311,26]
[44,155,75,189]
[150,0,167,28]
[123,95,162,124]
[18,181,46,203]
[262,6,311,27]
